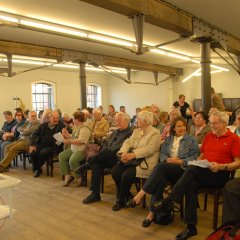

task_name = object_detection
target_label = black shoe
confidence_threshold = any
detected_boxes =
[33,170,40,178]
[176,227,197,240]
[112,201,125,211]
[127,198,141,208]
[82,193,101,204]
[142,218,154,228]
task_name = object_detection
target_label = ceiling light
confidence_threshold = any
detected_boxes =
[88,34,133,47]
[210,64,229,71]
[182,68,201,83]
[166,52,191,61]
[20,20,87,37]
[149,49,166,55]
[195,69,223,76]
[191,59,200,64]
[0,15,18,23]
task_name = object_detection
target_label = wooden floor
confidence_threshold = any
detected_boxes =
[0,162,220,240]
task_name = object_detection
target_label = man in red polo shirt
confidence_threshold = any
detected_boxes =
[153,111,240,240]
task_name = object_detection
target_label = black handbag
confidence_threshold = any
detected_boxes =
[121,147,148,170]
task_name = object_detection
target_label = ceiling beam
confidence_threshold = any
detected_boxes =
[80,0,240,56]
[0,40,182,75]
[80,0,192,36]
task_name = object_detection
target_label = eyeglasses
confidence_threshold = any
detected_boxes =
[16,114,23,116]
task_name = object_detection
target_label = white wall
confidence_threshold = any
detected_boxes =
[0,67,110,126]
[107,71,174,117]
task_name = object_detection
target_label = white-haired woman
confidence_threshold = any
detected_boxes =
[111,111,161,211]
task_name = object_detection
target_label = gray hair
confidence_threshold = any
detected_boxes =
[92,108,102,115]
[211,111,229,125]
[137,111,153,125]
[115,112,130,124]
[169,108,181,117]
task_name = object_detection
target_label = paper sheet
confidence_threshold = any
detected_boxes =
[188,159,212,168]
[53,132,64,144]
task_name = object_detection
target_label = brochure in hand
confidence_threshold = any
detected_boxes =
[188,159,212,168]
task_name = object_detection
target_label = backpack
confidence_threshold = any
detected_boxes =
[206,221,240,240]
[151,201,176,225]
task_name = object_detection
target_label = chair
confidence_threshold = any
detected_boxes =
[14,150,30,170]
[200,171,235,230]
[135,177,147,208]
[46,154,59,177]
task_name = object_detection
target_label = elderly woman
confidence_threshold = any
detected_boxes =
[190,111,211,144]
[127,117,200,227]
[161,108,181,141]
[59,111,91,187]
[111,111,161,211]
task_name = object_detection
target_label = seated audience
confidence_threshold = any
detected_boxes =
[222,178,240,224]
[111,111,161,211]
[158,111,169,133]
[127,117,199,227]
[0,111,17,141]
[59,111,91,187]
[173,94,194,121]
[130,107,141,127]
[0,111,40,173]
[155,111,240,240]
[82,112,132,204]
[190,111,211,144]
[0,110,26,160]
[29,111,70,177]
[161,109,181,141]
[89,108,109,144]
[105,104,117,128]
[40,108,52,123]
[151,104,160,115]
[81,109,92,124]
[62,112,73,127]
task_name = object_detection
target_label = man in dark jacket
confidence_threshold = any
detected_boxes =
[82,112,132,204]
[29,111,71,177]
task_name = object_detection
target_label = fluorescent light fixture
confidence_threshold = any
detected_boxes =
[149,49,166,55]
[0,15,18,23]
[191,59,200,64]
[13,55,57,63]
[20,20,87,37]
[166,52,191,61]
[182,68,201,83]
[195,69,223,76]
[88,34,133,47]
[210,64,229,71]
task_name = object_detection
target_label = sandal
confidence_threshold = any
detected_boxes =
[63,176,74,187]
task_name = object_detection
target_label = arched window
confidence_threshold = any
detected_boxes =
[87,84,101,108]
[32,82,54,112]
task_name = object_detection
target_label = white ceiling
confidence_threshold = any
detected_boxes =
[0,0,239,70]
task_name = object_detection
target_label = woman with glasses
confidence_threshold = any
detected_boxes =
[59,111,92,187]
[0,110,26,160]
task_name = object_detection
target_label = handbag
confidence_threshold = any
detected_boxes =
[85,144,100,160]
[121,147,148,170]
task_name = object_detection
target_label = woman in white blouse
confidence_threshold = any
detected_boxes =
[127,116,200,227]
[59,111,91,187]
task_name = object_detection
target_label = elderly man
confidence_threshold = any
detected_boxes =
[155,111,240,240]
[0,111,40,173]
[82,112,132,204]
[90,108,109,144]
[29,111,70,177]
